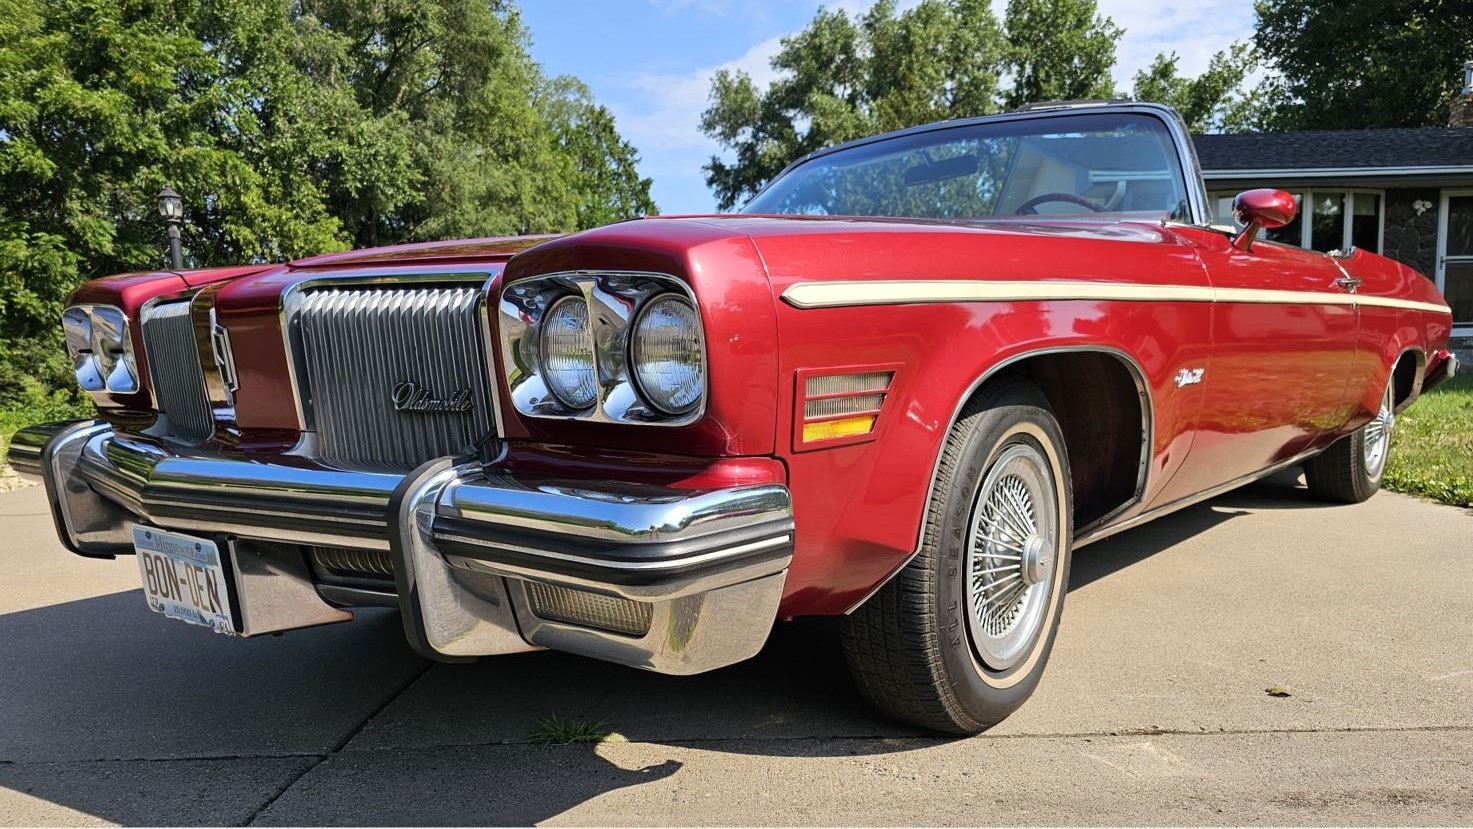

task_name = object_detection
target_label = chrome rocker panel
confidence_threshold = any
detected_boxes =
[12,421,795,675]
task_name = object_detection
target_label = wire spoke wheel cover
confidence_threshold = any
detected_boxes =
[964,441,1059,671]
[1362,382,1395,479]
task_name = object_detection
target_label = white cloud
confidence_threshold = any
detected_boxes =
[617,34,786,157]
[607,33,787,213]
[1092,0,1257,90]
[614,0,912,161]
[620,0,1257,212]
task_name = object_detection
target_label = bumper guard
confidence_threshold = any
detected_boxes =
[8,421,794,674]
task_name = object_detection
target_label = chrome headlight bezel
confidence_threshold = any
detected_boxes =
[61,303,141,399]
[498,271,707,426]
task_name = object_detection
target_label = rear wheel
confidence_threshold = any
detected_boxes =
[1304,379,1395,504]
[842,379,1072,734]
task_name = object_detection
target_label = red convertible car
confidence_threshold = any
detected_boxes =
[11,102,1457,733]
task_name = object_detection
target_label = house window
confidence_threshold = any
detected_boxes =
[1210,189,1383,254]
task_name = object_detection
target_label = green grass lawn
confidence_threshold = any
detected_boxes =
[1384,372,1473,508]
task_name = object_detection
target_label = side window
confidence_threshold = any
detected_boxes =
[1350,192,1381,254]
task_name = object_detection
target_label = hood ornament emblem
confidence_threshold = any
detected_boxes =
[392,381,473,413]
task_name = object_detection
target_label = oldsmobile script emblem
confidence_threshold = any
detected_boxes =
[391,381,473,414]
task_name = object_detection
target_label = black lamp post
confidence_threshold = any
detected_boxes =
[157,185,184,270]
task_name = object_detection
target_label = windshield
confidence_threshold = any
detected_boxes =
[741,112,1191,222]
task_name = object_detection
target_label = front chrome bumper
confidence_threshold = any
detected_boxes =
[8,421,794,674]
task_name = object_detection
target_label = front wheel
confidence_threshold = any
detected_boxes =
[842,379,1072,734]
[1303,379,1395,504]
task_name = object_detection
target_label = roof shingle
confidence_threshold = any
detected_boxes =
[1192,127,1473,171]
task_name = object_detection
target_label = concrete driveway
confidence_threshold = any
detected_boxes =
[1,472,1469,826]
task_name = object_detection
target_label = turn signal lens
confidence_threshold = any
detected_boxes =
[806,371,891,396]
[540,295,597,410]
[796,367,897,450]
[801,415,878,443]
[803,393,885,420]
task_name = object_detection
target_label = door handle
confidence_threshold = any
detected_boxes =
[1334,275,1362,292]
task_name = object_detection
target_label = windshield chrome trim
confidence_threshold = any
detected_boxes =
[742,103,1209,228]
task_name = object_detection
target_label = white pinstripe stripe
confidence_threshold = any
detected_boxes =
[780,280,1451,315]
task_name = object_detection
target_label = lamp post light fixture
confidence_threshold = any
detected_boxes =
[157,185,184,270]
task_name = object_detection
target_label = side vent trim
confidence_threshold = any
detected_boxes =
[793,364,901,452]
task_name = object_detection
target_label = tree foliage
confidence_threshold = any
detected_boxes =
[539,76,657,231]
[1001,0,1121,110]
[0,0,652,410]
[1252,0,1473,130]
[701,0,1008,211]
[700,0,1126,211]
[1130,44,1259,132]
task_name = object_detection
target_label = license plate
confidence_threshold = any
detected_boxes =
[133,526,237,635]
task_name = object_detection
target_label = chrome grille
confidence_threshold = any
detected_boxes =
[309,546,394,577]
[293,284,496,470]
[140,301,213,443]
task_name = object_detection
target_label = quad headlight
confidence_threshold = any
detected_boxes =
[631,295,704,415]
[499,273,706,425]
[540,295,598,410]
[62,304,140,397]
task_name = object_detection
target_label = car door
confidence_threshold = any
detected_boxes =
[1157,225,1359,501]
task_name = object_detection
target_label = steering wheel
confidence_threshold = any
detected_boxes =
[1014,192,1108,215]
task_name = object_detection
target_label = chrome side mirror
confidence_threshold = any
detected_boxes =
[1231,189,1297,252]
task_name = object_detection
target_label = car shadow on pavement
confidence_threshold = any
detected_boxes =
[0,475,1289,825]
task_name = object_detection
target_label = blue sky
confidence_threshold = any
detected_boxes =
[519,0,1255,215]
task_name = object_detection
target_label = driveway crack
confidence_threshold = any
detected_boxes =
[240,659,434,827]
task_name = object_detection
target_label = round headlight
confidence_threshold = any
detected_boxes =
[540,295,597,410]
[631,295,704,415]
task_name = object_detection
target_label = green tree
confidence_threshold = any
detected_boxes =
[0,0,651,411]
[297,0,581,243]
[700,0,1006,211]
[1253,0,1473,129]
[1001,0,1121,109]
[1131,44,1258,132]
[539,76,658,229]
[0,0,352,411]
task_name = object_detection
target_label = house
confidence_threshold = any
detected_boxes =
[1193,62,1473,359]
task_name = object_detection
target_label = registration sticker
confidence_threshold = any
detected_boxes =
[132,526,237,635]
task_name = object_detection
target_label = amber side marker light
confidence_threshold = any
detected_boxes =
[802,414,879,443]
[794,366,899,451]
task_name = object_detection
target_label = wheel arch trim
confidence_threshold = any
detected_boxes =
[842,343,1154,615]
[1389,344,1427,413]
